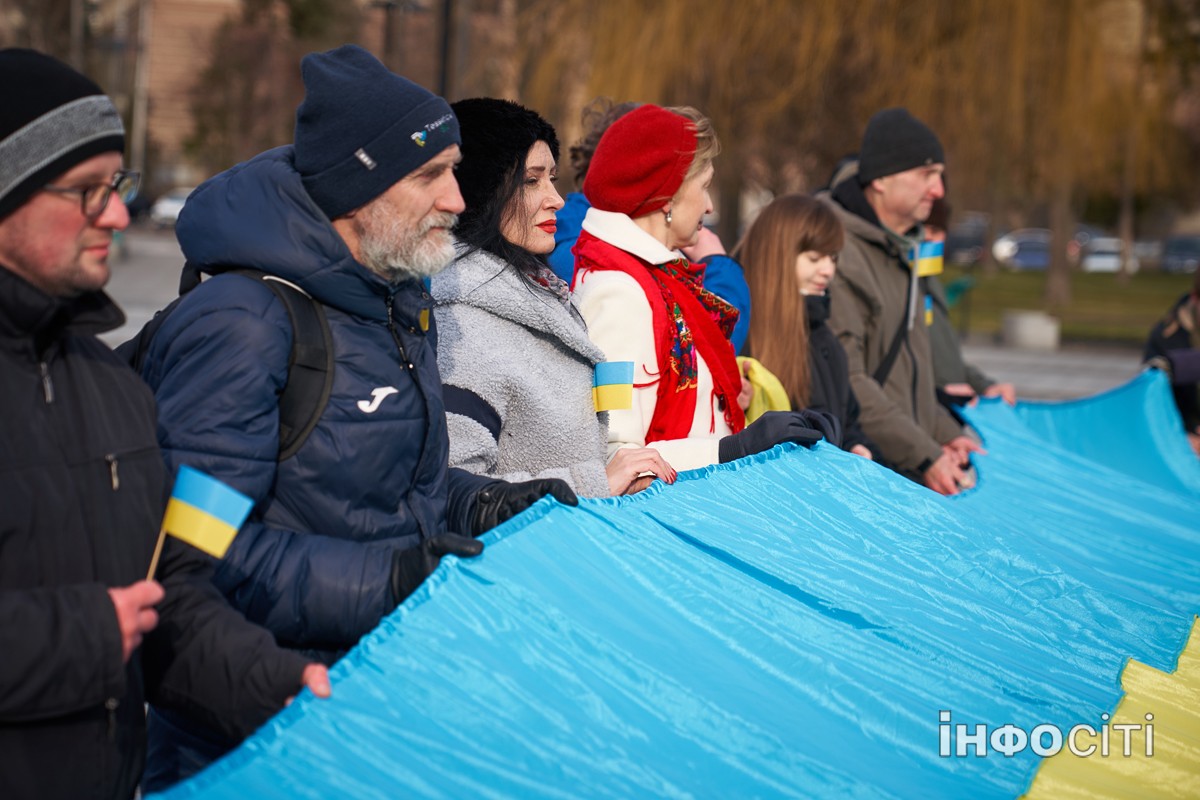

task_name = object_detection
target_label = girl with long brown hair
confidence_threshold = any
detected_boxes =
[735,194,876,459]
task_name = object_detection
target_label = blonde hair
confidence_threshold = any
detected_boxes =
[733,194,844,407]
[664,105,721,182]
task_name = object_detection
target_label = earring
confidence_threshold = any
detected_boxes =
[664,208,673,225]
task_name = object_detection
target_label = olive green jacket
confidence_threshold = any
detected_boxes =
[820,192,964,477]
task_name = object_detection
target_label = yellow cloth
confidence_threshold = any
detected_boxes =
[737,357,791,423]
[1024,616,1200,799]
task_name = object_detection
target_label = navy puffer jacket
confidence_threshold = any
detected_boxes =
[141,146,489,655]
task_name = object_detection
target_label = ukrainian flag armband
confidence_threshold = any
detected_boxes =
[593,361,634,412]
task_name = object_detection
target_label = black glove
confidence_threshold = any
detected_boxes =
[471,478,578,536]
[796,408,843,448]
[390,534,483,605]
[718,410,826,463]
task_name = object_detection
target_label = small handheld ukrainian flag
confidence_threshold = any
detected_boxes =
[910,240,944,277]
[593,361,634,412]
[147,466,254,578]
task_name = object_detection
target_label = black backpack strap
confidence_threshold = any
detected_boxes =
[116,260,208,371]
[872,301,910,386]
[114,295,187,373]
[118,264,333,461]
[237,272,334,461]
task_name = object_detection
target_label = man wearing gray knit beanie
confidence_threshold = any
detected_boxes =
[820,107,985,497]
[0,49,332,800]
[133,44,577,791]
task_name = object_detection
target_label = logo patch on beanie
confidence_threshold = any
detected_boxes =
[410,114,453,147]
[354,148,377,170]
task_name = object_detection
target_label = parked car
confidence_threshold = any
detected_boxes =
[1068,224,1105,263]
[1133,239,1162,271]
[1080,237,1139,274]
[149,186,195,228]
[1161,235,1200,274]
[993,228,1051,271]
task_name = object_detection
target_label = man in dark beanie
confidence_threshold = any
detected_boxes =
[134,44,576,789]
[820,107,984,495]
[0,48,330,800]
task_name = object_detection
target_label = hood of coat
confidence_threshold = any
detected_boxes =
[817,188,916,268]
[433,245,605,365]
[175,146,425,322]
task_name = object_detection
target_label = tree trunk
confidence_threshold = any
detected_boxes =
[1045,178,1073,309]
[716,156,741,252]
[1117,0,1149,286]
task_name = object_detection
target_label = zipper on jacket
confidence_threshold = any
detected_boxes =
[105,454,120,491]
[38,361,54,403]
[105,697,118,742]
[385,293,415,371]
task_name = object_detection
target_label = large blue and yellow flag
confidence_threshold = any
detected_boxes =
[148,372,1200,799]
[161,465,254,559]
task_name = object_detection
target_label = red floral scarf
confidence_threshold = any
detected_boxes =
[573,230,745,441]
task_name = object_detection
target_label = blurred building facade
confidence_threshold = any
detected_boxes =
[0,0,484,192]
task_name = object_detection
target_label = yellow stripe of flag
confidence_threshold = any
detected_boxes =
[162,465,253,559]
[162,497,241,559]
[594,383,633,412]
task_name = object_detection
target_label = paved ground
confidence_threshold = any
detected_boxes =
[962,340,1143,401]
[102,228,1146,401]
[101,227,186,347]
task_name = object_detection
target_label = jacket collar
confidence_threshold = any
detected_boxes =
[804,292,831,328]
[0,265,124,347]
[828,179,922,256]
[581,207,680,265]
[433,244,604,364]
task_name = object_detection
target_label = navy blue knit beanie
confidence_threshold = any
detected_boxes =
[857,107,943,185]
[294,44,460,220]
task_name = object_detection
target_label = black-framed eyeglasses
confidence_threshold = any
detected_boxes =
[41,169,140,220]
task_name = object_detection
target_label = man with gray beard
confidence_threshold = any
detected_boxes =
[136,44,576,790]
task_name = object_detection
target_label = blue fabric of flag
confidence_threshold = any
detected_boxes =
[171,465,255,528]
[151,375,1199,800]
[594,360,635,387]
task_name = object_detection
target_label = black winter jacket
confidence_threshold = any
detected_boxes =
[1144,293,1200,432]
[805,293,877,457]
[0,266,307,799]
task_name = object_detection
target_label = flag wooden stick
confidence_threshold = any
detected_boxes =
[146,527,167,580]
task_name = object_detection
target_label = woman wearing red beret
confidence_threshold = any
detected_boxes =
[572,104,838,471]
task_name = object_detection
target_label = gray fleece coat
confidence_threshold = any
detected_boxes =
[432,247,613,497]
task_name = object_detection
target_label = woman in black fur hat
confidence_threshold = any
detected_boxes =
[431,98,676,497]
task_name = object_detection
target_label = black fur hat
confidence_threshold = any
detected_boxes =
[450,98,559,219]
